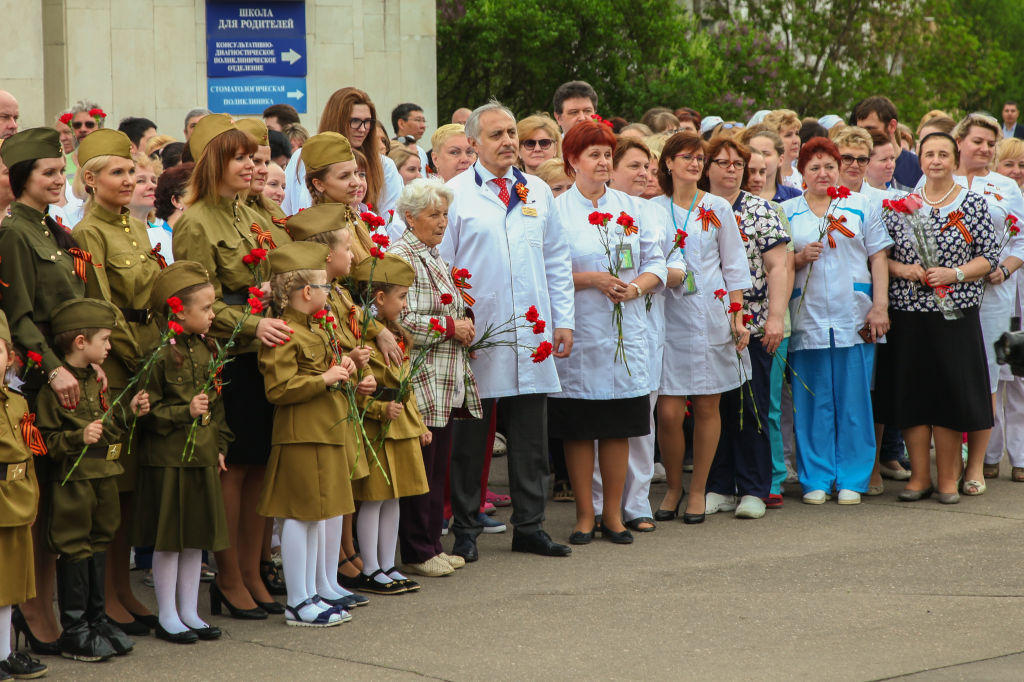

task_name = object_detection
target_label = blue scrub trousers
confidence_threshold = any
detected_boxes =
[768,338,790,495]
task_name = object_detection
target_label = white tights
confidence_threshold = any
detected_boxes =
[0,604,11,659]
[280,518,330,620]
[356,499,404,583]
[152,549,206,634]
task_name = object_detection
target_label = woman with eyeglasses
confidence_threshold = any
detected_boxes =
[783,136,891,506]
[516,115,561,175]
[700,136,793,518]
[282,87,402,216]
[650,131,751,524]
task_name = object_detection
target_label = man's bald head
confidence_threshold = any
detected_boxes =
[0,91,19,139]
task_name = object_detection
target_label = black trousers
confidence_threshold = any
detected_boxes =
[707,341,773,499]
[398,417,454,564]
[450,394,548,538]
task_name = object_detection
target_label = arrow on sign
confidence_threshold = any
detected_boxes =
[287,89,304,100]
[281,48,302,65]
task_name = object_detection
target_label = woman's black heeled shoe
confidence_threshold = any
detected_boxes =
[255,600,285,615]
[682,511,705,525]
[11,606,61,656]
[208,583,268,620]
[598,523,634,544]
[654,498,682,522]
[569,527,595,545]
[126,610,161,630]
[111,617,150,637]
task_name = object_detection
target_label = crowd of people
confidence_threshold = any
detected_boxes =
[0,80,1022,677]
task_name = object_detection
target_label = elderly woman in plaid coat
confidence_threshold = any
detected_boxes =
[388,178,482,578]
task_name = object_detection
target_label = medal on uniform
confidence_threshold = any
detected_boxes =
[5,462,26,481]
[201,412,212,426]
[105,444,122,461]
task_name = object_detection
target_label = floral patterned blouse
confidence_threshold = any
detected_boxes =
[882,190,999,312]
[731,191,791,332]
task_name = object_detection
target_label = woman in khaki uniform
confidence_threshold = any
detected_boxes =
[236,119,287,225]
[303,132,376,263]
[350,254,430,596]
[70,128,163,636]
[0,128,101,653]
[172,114,291,619]
[258,241,365,626]
[134,261,231,644]
[0,309,49,679]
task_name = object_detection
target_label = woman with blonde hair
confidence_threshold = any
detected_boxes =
[387,146,422,184]
[763,109,803,189]
[127,153,161,226]
[534,158,572,198]
[430,124,476,182]
[516,115,561,174]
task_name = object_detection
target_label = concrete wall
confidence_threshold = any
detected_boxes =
[4,0,436,142]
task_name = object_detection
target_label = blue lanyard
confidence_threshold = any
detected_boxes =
[670,190,700,249]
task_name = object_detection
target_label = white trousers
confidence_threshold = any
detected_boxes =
[986,377,1024,467]
[592,391,657,522]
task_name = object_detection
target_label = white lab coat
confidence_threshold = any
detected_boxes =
[440,162,574,399]
[641,199,683,393]
[651,192,752,395]
[281,148,403,216]
[783,192,893,351]
[550,185,667,399]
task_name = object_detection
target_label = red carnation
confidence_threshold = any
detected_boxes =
[167,320,184,335]
[312,309,327,320]
[742,314,754,325]
[674,230,687,249]
[167,296,184,314]
[26,351,42,365]
[440,293,453,305]
[532,320,546,334]
[531,341,553,363]
[58,113,73,125]
[369,246,384,259]
[326,316,335,323]
[728,302,742,314]
[429,317,446,334]
[247,297,264,314]
[88,108,106,120]
[371,232,390,247]
[524,305,540,323]
[247,286,264,299]
[588,211,612,227]
[827,186,840,199]
[714,289,727,300]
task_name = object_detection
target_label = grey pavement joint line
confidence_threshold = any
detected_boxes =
[868,647,1024,681]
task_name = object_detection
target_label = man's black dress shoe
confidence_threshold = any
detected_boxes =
[451,534,479,562]
[511,529,571,557]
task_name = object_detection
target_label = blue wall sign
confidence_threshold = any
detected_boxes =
[207,76,307,116]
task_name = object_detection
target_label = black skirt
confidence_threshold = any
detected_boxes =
[548,395,651,440]
[874,307,993,432]
[221,352,274,466]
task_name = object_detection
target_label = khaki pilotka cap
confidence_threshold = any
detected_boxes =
[351,253,414,286]
[49,299,119,335]
[236,118,269,146]
[77,129,132,166]
[280,203,351,241]
[0,309,12,347]
[0,128,62,168]
[149,261,211,311]
[188,113,237,161]
[268,241,329,276]
[301,132,354,171]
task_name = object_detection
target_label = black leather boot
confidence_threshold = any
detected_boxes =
[56,557,116,662]
[86,551,134,655]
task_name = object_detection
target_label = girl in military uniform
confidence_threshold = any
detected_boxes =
[172,115,290,619]
[257,241,365,626]
[351,254,431,595]
[236,119,286,225]
[0,310,48,679]
[37,298,150,662]
[71,128,164,637]
[0,128,101,653]
[134,261,231,644]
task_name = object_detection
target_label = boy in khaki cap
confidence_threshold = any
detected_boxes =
[36,298,150,662]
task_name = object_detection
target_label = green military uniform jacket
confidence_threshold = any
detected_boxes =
[37,364,125,482]
[0,385,39,528]
[258,307,353,446]
[171,195,291,354]
[141,334,233,467]
[72,203,163,387]
[246,195,286,225]
[0,203,94,374]
[326,281,384,349]
[360,329,429,441]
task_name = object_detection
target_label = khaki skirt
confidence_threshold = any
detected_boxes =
[353,437,429,502]
[0,525,35,605]
[132,466,229,552]
[259,443,355,521]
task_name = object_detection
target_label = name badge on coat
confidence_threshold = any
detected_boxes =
[522,206,538,217]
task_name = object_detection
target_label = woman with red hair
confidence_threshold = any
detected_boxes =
[781,136,892,506]
[549,120,667,545]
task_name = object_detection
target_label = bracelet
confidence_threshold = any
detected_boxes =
[629,282,643,297]
[47,367,60,384]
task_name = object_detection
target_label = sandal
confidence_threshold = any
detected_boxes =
[1013,467,1024,482]
[200,563,216,583]
[961,479,987,496]
[485,489,512,507]
[552,480,574,503]
[624,517,656,533]
[337,554,362,589]
[984,463,1000,479]
[260,560,286,596]
[284,597,348,627]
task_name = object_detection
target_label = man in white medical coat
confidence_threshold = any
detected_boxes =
[440,101,576,560]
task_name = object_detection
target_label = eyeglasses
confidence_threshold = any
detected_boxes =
[72,120,96,130]
[720,122,743,129]
[522,139,555,151]
[840,154,871,166]
[673,153,705,165]
[710,159,745,170]
[349,117,374,131]
[307,284,332,291]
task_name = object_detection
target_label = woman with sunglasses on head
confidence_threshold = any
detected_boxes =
[282,87,402,216]
[650,131,751,524]
[516,115,561,175]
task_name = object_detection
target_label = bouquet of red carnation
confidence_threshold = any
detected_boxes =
[794,185,851,317]
[467,304,550,361]
[590,210,636,374]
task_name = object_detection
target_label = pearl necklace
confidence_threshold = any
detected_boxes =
[921,182,957,206]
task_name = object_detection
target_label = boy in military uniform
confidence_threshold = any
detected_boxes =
[36,298,150,662]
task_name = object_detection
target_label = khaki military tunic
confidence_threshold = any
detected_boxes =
[0,385,39,604]
[246,194,286,225]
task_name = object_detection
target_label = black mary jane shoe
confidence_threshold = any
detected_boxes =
[354,570,407,595]
[209,583,268,620]
[569,528,595,545]
[154,624,198,645]
[255,599,285,615]
[598,523,634,544]
[190,625,222,641]
[260,560,287,596]
[653,499,682,522]
[624,517,657,533]
[682,511,706,525]
[384,568,420,593]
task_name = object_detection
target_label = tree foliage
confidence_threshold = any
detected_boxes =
[436,0,1024,128]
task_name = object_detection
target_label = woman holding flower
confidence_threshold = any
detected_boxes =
[550,120,667,544]
[876,132,999,502]
[783,137,892,505]
[388,178,481,575]
[651,131,750,524]
[172,114,292,620]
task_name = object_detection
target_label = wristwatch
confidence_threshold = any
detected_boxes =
[629,282,643,297]
[1000,264,1011,279]
[954,267,965,283]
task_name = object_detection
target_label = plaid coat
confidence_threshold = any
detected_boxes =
[390,229,482,428]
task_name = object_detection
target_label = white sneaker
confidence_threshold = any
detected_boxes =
[651,462,667,483]
[802,490,829,504]
[705,492,737,514]
[492,432,508,456]
[734,495,766,519]
[785,463,800,484]
[837,489,861,505]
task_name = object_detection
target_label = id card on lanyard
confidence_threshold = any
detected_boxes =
[672,193,700,295]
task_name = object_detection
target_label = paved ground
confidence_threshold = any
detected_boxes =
[33,457,1024,681]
